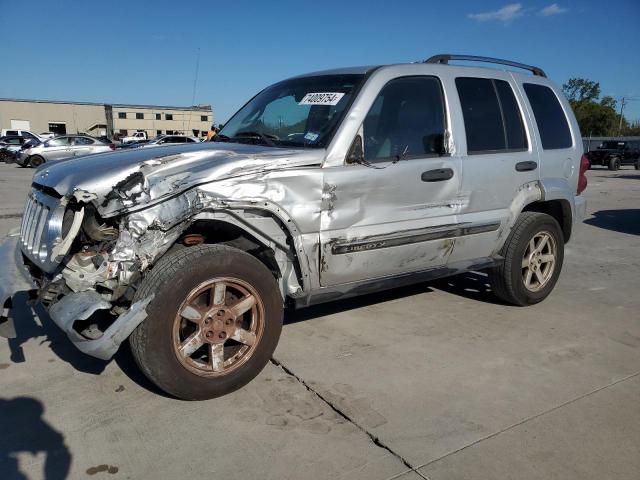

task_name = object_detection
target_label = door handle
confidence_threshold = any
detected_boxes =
[515,161,537,172]
[421,168,454,182]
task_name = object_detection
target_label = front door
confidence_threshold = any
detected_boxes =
[319,75,462,287]
[44,136,74,160]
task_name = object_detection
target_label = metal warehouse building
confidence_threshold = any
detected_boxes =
[0,98,213,140]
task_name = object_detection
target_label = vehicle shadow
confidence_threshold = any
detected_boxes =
[5,291,108,375]
[585,209,640,235]
[285,270,504,325]
[113,343,174,399]
[5,292,173,398]
[614,174,640,180]
[285,282,435,325]
[429,271,508,305]
[0,396,72,480]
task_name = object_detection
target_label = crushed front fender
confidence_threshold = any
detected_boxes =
[0,232,36,339]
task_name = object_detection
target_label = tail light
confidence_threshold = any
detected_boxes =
[577,155,589,195]
[108,143,115,150]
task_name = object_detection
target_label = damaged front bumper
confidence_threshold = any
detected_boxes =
[0,232,153,361]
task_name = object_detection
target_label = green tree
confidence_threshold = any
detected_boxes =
[562,78,620,136]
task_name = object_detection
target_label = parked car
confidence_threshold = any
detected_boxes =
[0,54,587,400]
[586,140,640,170]
[121,131,148,143]
[0,129,46,142]
[16,135,115,167]
[116,139,152,149]
[0,135,28,163]
[139,134,199,147]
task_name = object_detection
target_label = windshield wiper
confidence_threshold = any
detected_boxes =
[233,131,277,147]
[212,133,232,143]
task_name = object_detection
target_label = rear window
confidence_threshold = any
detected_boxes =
[523,84,572,149]
[455,77,527,153]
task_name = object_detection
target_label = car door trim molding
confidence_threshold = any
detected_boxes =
[330,221,501,255]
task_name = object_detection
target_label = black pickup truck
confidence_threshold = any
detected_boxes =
[586,140,640,170]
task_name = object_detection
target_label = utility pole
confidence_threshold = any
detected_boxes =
[617,97,626,137]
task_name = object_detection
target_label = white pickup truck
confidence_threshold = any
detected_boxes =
[121,131,148,144]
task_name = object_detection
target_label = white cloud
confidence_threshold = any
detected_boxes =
[467,3,525,22]
[539,3,568,16]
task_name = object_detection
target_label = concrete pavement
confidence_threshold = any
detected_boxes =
[0,162,639,479]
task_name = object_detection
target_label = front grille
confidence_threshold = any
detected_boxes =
[19,190,62,272]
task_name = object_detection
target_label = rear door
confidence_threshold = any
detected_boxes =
[71,136,95,156]
[518,81,580,194]
[448,74,539,263]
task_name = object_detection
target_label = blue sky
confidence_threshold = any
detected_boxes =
[0,0,638,123]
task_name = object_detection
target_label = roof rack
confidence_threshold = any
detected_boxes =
[424,54,546,78]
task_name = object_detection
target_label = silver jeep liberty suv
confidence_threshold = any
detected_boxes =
[0,55,588,400]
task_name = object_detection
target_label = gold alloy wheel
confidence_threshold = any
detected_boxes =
[172,277,264,377]
[521,231,557,292]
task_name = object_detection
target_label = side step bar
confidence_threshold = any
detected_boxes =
[424,54,546,77]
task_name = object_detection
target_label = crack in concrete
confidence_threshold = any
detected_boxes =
[0,213,22,220]
[414,370,640,473]
[270,357,429,480]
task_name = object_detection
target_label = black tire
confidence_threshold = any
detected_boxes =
[608,157,621,171]
[634,161,639,170]
[129,244,283,400]
[488,212,564,306]
[28,155,45,168]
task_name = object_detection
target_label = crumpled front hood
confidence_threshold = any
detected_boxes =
[32,142,324,216]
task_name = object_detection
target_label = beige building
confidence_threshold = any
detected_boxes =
[111,104,212,139]
[0,98,213,140]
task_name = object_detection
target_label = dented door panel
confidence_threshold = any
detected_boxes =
[319,156,462,286]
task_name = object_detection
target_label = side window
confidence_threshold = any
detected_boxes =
[523,83,572,150]
[362,76,445,162]
[47,137,72,146]
[73,137,93,145]
[455,77,527,153]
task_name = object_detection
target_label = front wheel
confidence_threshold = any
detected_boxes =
[129,244,283,400]
[608,157,621,171]
[488,212,564,306]
[28,155,45,168]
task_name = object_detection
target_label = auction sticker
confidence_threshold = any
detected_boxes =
[299,92,345,106]
[304,132,319,142]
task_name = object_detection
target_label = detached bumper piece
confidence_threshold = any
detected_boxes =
[0,231,154,360]
[49,292,154,361]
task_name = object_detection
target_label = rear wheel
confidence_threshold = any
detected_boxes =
[489,212,564,306]
[129,244,283,400]
[28,155,45,168]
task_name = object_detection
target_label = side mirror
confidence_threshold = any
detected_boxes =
[346,135,364,164]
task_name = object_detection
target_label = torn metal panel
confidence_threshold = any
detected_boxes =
[32,143,325,218]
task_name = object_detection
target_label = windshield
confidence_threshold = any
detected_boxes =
[600,141,625,149]
[216,74,365,148]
